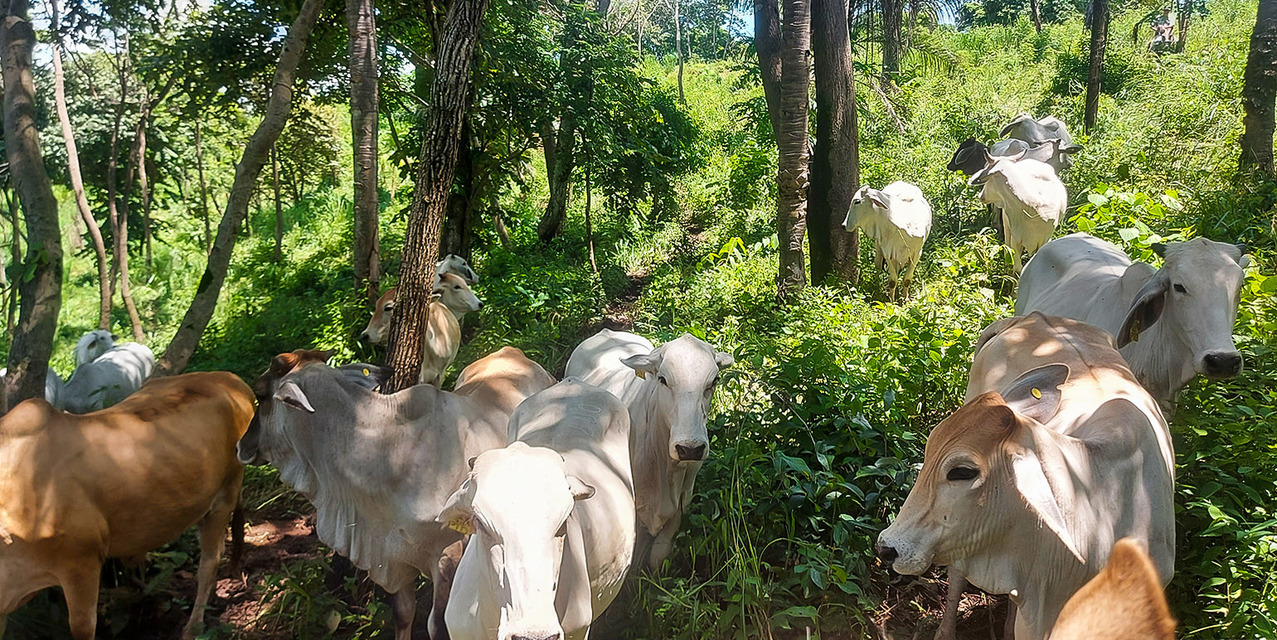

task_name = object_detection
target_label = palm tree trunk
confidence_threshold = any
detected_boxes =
[157,0,323,375]
[51,0,111,329]
[1240,0,1277,174]
[881,0,902,79]
[383,0,493,394]
[776,0,810,299]
[1084,0,1109,132]
[349,0,381,304]
[810,0,860,285]
[1,0,63,409]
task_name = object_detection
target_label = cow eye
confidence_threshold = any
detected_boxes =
[1173,283,1187,294]
[454,285,462,290]
[384,302,394,311]
[946,466,979,482]
[657,375,668,387]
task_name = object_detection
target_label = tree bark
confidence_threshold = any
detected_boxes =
[349,0,381,304]
[1240,0,1277,174]
[51,0,111,329]
[881,0,902,79]
[195,116,211,251]
[538,113,576,242]
[6,188,20,334]
[2,0,63,410]
[1084,0,1109,132]
[810,0,860,285]
[1030,0,1043,33]
[384,0,492,393]
[441,120,474,260]
[754,0,782,139]
[136,110,153,276]
[273,143,283,261]
[107,44,145,342]
[156,0,322,375]
[776,0,810,299]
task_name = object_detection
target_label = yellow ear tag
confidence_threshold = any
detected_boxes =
[447,517,475,535]
[362,368,370,376]
[635,370,646,380]
[1031,387,1042,399]
[1129,323,1141,343]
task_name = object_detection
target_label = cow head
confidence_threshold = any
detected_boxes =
[437,442,594,640]
[1117,239,1250,380]
[437,254,479,285]
[434,272,484,320]
[621,334,733,463]
[1050,538,1177,640]
[236,350,390,464]
[947,137,988,176]
[843,185,890,232]
[877,363,1080,577]
[358,288,398,345]
[75,329,117,366]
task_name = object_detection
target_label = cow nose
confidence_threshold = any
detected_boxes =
[357,332,371,343]
[511,634,561,640]
[1203,351,1242,377]
[877,544,898,564]
[674,443,706,461]
[476,300,485,310]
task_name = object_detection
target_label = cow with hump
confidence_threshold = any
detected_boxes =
[236,346,555,640]
[0,371,255,640]
[565,329,733,571]
[877,312,1175,640]
[1017,233,1250,406]
[440,378,636,640]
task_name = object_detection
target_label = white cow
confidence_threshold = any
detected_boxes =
[440,379,635,640]
[1000,113,1074,149]
[437,254,479,285]
[1017,234,1249,405]
[878,313,1174,640]
[236,346,556,640]
[565,329,733,570]
[0,367,64,409]
[843,181,932,301]
[74,330,116,367]
[969,151,1067,272]
[61,342,155,414]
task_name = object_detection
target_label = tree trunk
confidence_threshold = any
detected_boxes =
[107,46,145,342]
[1,0,63,410]
[51,0,111,329]
[674,0,684,102]
[136,111,153,276]
[1030,0,1043,33]
[441,120,474,260]
[1084,0,1109,132]
[5,188,19,334]
[273,143,283,261]
[383,0,493,393]
[881,0,902,79]
[538,114,576,242]
[776,0,811,299]
[584,158,598,274]
[349,0,381,304]
[195,116,211,251]
[156,0,322,375]
[754,0,783,139]
[810,0,860,285]
[1240,0,1277,174]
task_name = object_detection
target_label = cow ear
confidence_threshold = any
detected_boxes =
[1118,273,1169,347]
[1005,149,1026,162]
[468,456,478,470]
[270,352,302,377]
[974,316,1024,356]
[1010,447,1085,563]
[274,380,315,413]
[868,190,889,210]
[567,476,596,501]
[1000,364,1069,424]
[621,353,660,379]
[1150,243,1168,258]
[1061,143,1084,153]
[236,414,263,464]
[714,350,734,370]
[437,476,478,534]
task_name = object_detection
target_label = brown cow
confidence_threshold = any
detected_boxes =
[0,371,255,640]
[1051,538,1176,640]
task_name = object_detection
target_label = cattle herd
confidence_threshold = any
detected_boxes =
[0,113,1254,640]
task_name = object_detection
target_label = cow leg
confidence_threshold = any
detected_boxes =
[934,570,964,640]
[428,541,464,640]
[647,516,682,572]
[902,259,920,301]
[59,562,103,640]
[1003,601,1018,640]
[392,585,417,640]
[885,261,901,303]
[183,476,242,640]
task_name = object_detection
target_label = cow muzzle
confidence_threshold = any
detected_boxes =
[1202,350,1243,378]
[505,628,562,640]
[672,441,707,462]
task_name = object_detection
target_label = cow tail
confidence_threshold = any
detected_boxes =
[230,503,246,571]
